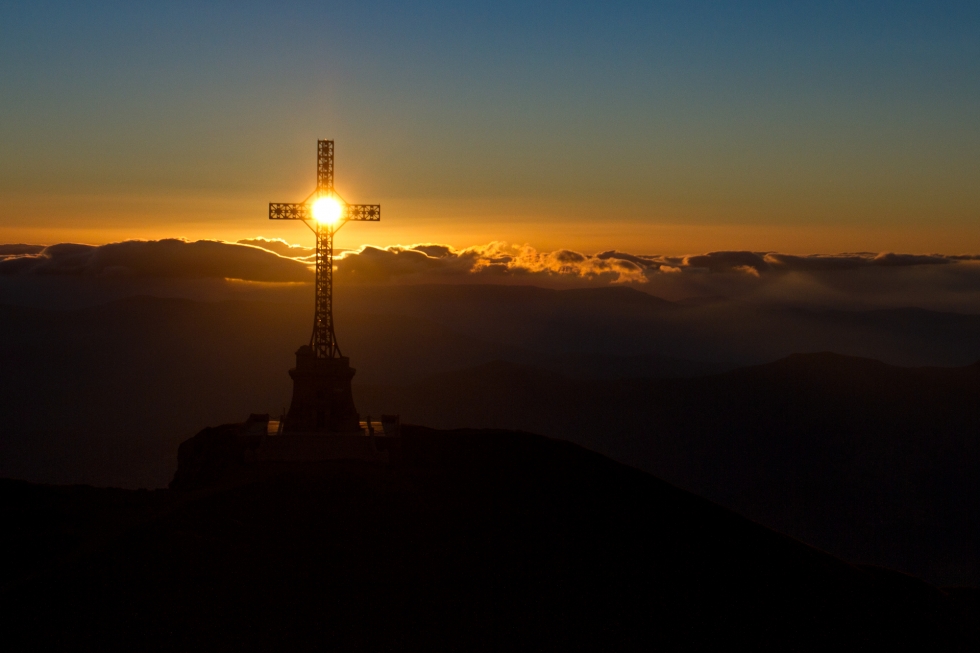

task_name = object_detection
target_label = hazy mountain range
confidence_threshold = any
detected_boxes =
[1,284,978,588]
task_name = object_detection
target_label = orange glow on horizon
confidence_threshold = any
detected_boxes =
[4,221,980,259]
[2,189,978,256]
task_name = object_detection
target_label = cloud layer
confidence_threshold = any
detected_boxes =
[3,238,980,312]
[334,244,978,285]
[237,238,315,262]
[0,239,311,283]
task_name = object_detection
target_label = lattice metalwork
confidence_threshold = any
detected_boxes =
[346,204,381,221]
[317,140,334,194]
[268,140,380,359]
[312,226,336,358]
[269,203,311,220]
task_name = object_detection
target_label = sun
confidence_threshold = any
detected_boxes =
[311,196,344,224]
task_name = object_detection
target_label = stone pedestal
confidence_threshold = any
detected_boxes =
[283,345,360,433]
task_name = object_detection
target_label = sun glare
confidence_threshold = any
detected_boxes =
[312,196,344,224]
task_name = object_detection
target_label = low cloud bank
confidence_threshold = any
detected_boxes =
[333,244,978,284]
[3,238,980,311]
[334,243,649,285]
[0,239,311,283]
[237,238,315,262]
[330,244,980,311]
[0,244,46,257]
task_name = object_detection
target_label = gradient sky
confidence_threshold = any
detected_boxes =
[1,1,978,254]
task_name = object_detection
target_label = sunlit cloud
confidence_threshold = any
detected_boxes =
[237,237,315,261]
[330,242,647,285]
[0,239,311,283]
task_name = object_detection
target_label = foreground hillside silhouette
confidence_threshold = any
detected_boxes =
[2,427,978,651]
[359,352,980,587]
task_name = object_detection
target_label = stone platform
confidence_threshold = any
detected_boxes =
[251,432,390,463]
[239,413,401,463]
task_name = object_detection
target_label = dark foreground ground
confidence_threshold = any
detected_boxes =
[1,426,977,652]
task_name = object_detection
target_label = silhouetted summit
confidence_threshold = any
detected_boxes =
[1,426,977,651]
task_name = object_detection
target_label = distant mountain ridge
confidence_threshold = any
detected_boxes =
[339,284,980,367]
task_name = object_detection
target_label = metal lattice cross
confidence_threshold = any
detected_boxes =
[269,140,380,359]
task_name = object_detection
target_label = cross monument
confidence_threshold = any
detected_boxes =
[269,140,380,433]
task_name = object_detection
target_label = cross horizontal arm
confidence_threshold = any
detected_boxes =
[346,204,381,221]
[269,203,311,220]
[269,202,379,221]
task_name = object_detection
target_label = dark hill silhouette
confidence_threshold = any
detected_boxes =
[356,353,980,587]
[1,426,977,651]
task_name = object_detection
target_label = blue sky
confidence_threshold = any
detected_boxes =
[1,1,978,253]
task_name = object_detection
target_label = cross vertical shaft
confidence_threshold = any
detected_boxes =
[313,222,338,357]
[268,139,381,359]
[313,140,338,358]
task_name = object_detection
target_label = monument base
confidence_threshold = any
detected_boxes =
[245,416,401,463]
[283,345,360,433]
[252,433,389,463]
